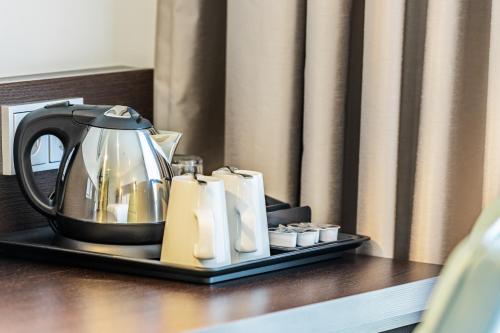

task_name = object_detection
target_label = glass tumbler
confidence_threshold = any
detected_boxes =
[171,154,204,176]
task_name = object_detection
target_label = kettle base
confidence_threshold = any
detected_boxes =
[51,214,165,245]
[52,234,161,259]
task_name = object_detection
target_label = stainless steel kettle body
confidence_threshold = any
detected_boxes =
[13,103,181,244]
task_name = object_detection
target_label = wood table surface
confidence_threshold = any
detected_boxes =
[0,253,441,333]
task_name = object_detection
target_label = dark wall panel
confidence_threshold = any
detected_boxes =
[0,67,153,233]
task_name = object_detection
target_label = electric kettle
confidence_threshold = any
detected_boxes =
[14,102,181,245]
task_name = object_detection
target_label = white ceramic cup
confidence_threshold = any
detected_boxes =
[212,167,270,263]
[297,231,317,247]
[160,174,231,269]
[269,229,298,248]
[319,225,341,242]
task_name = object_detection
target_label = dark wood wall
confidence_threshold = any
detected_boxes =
[0,67,154,233]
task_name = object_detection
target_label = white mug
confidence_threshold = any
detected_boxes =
[160,174,231,269]
[212,167,270,263]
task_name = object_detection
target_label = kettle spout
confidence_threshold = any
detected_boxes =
[152,130,182,163]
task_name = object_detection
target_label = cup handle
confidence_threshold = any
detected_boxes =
[193,208,216,260]
[235,203,258,253]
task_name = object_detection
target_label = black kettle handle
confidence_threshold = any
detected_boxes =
[13,103,88,218]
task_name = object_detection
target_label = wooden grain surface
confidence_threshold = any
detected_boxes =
[0,254,441,333]
[0,68,153,233]
[0,67,153,119]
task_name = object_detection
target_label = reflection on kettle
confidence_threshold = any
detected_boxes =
[14,103,182,245]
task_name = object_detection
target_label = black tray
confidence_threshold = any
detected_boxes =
[0,227,367,284]
[0,206,369,284]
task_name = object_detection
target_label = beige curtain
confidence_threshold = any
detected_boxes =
[154,0,499,264]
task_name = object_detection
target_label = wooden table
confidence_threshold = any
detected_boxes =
[0,253,441,332]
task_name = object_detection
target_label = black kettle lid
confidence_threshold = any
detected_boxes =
[73,105,152,130]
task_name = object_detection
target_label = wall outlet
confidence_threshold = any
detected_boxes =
[1,97,84,175]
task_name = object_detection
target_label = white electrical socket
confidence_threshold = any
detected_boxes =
[1,97,84,175]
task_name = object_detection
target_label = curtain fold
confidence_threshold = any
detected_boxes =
[300,0,352,226]
[483,0,500,207]
[410,0,492,263]
[154,0,226,172]
[225,0,306,205]
[155,0,497,264]
[356,0,406,258]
